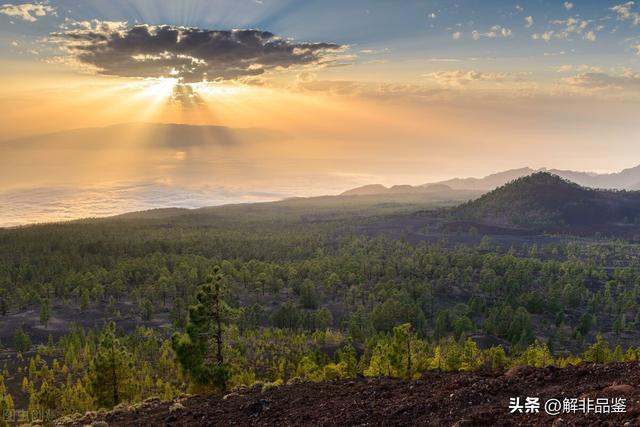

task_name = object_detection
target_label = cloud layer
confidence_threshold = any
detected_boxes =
[564,70,640,89]
[52,22,346,82]
[0,182,288,227]
[424,70,526,87]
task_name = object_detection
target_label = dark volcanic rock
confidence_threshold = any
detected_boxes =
[53,362,640,427]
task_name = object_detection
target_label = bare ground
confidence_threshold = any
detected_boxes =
[52,362,640,427]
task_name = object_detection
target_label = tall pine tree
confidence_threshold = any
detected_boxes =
[172,266,232,391]
[88,322,133,408]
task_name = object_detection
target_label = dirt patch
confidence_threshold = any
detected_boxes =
[0,298,172,347]
[53,362,640,427]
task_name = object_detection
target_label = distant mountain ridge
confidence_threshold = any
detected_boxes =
[341,183,453,196]
[1,122,286,150]
[434,165,640,191]
[426,168,536,192]
[341,165,640,195]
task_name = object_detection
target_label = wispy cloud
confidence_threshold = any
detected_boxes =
[472,25,512,40]
[544,50,567,56]
[0,2,54,22]
[533,16,601,42]
[564,70,640,89]
[424,70,526,87]
[557,64,603,73]
[611,1,640,25]
[525,16,534,28]
[532,31,559,41]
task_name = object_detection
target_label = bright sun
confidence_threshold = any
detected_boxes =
[138,77,179,100]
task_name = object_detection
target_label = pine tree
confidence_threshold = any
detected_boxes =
[139,298,153,321]
[36,380,61,412]
[79,289,90,313]
[582,334,612,363]
[299,279,319,309]
[170,296,187,329]
[13,327,31,353]
[0,295,8,316]
[460,338,483,371]
[517,341,554,368]
[389,323,419,379]
[88,322,133,408]
[0,375,14,427]
[40,298,52,328]
[336,340,358,379]
[172,266,232,391]
[364,341,392,378]
[487,346,507,370]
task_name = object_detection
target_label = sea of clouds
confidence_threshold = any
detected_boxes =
[0,182,289,227]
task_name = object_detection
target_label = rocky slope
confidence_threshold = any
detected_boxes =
[52,362,640,427]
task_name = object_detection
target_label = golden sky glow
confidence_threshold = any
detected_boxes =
[1,0,640,224]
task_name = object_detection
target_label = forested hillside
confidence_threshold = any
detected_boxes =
[2,190,640,423]
[450,173,640,231]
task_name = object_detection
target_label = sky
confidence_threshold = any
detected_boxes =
[1,0,639,224]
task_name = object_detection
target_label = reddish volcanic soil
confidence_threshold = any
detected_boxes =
[53,362,640,427]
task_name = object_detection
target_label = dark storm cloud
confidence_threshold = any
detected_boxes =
[52,22,346,82]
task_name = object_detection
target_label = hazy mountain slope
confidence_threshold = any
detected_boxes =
[0,122,285,150]
[340,184,389,196]
[427,167,536,191]
[340,183,453,196]
[451,172,640,229]
[429,165,640,191]
[110,190,482,225]
[341,165,640,195]
[548,165,640,190]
